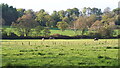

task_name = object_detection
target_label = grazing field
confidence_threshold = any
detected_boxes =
[2,26,119,37]
[50,30,82,36]
[1,39,119,67]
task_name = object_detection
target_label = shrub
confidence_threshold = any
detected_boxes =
[9,32,18,37]
[97,26,114,38]
[2,32,7,38]
[89,32,101,38]
[43,27,51,37]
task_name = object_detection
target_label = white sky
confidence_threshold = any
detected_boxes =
[0,0,119,14]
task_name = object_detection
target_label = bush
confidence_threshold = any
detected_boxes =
[9,32,18,37]
[43,27,51,37]
[2,32,7,38]
[97,27,114,38]
[89,32,101,38]
[118,35,120,38]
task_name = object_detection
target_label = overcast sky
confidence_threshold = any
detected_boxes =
[0,0,119,14]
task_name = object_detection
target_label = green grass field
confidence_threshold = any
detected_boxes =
[50,30,82,36]
[2,26,119,36]
[1,39,119,67]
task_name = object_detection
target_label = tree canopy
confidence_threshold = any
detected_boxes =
[1,3,120,38]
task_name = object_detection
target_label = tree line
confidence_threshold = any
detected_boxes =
[1,3,120,38]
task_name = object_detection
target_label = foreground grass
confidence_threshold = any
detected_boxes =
[2,39,119,67]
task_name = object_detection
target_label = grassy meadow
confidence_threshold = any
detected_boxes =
[2,26,119,37]
[1,39,119,67]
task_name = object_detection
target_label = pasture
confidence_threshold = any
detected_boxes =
[2,26,119,37]
[1,39,119,67]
